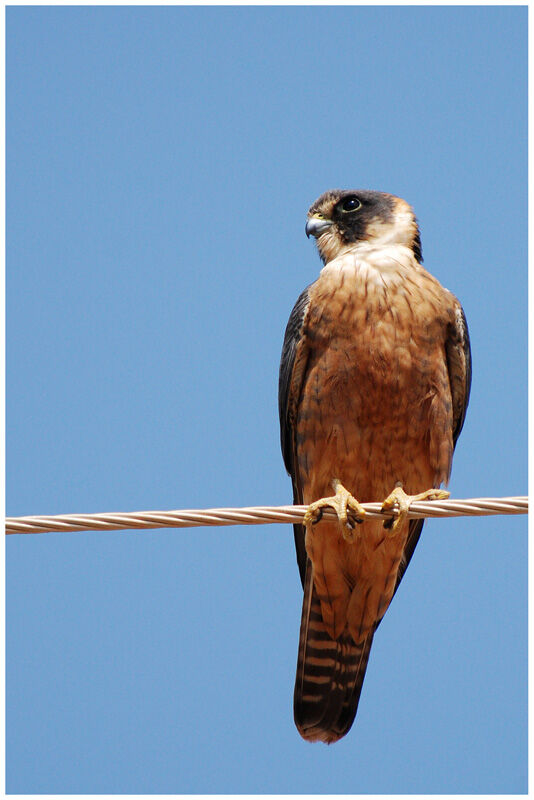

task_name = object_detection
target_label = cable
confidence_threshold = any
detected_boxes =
[5,496,528,536]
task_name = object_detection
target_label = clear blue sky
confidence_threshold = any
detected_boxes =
[7,6,527,794]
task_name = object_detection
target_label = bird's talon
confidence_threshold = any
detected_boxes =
[304,480,365,542]
[303,506,322,526]
[381,484,450,532]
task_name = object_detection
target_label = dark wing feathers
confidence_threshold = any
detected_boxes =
[446,303,472,447]
[278,285,312,587]
[278,285,311,474]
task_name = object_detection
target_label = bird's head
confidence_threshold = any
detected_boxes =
[305,189,422,265]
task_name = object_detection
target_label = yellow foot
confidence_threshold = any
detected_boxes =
[304,479,366,543]
[381,482,450,532]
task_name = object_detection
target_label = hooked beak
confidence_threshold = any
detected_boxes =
[305,215,334,239]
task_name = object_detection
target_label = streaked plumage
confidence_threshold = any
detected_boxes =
[279,189,471,743]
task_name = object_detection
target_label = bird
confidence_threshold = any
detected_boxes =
[278,189,471,743]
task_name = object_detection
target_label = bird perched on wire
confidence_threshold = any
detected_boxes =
[279,189,471,743]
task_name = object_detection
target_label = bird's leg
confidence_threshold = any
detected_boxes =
[381,482,450,532]
[304,479,366,543]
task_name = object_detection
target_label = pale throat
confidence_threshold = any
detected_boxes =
[316,207,418,280]
[319,241,417,290]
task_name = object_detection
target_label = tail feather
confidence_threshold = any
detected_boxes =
[294,560,375,743]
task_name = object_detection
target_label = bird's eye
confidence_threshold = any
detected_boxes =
[341,197,362,213]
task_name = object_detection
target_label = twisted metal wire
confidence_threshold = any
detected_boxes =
[5,496,528,536]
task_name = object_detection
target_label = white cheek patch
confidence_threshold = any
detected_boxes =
[365,208,416,248]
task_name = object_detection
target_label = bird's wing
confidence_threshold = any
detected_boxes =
[278,285,312,587]
[446,302,472,448]
[387,301,472,606]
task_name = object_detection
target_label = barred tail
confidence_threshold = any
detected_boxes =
[294,561,374,743]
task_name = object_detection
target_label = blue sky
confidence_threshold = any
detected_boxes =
[7,5,527,794]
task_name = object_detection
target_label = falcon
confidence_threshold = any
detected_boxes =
[279,189,471,743]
